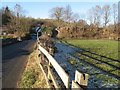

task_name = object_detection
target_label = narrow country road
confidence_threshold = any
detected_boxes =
[2,39,36,88]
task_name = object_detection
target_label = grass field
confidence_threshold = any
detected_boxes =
[56,39,120,80]
[57,39,118,60]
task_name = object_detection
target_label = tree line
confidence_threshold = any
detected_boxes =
[1,4,58,38]
[1,4,119,40]
[49,4,119,39]
[1,4,37,37]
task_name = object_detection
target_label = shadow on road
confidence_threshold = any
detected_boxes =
[2,39,36,88]
[2,49,31,63]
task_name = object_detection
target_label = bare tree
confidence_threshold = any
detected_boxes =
[112,4,118,27]
[92,7,97,26]
[49,7,64,22]
[14,4,23,17]
[88,8,93,25]
[88,8,94,31]
[92,5,101,27]
[72,13,80,32]
[8,4,29,37]
[72,13,80,22]
[95,5,101,27]
[63,5,73,23]
[13,4,23,36]
[102,5,111,27]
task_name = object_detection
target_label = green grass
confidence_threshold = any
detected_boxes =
[18,50,48,88]
[1,35,10,39]
[55,39,120,78]
[67,58,77,65]
[56,39,118,60]
[54,39,120,87]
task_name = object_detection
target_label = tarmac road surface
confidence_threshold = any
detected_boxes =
[2,39,36,88]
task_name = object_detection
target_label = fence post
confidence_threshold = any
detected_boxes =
[38,42,42,63]
[71,70,88,89]
[49,48,53,56]
[38,51,42,63]
[71,80,83,89]
[48,65,50,79]
[75,70,88,86]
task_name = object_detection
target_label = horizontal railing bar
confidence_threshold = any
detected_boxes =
[38,45,70,88]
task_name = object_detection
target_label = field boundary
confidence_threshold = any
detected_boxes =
[37,38,88,89]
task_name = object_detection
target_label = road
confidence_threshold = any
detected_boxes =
[2,39,36,88]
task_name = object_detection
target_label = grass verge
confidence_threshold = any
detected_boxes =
[18,50,48,88]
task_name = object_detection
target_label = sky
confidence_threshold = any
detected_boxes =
[1,1,119,24]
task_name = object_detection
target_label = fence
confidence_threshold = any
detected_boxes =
[37,35,88,89]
